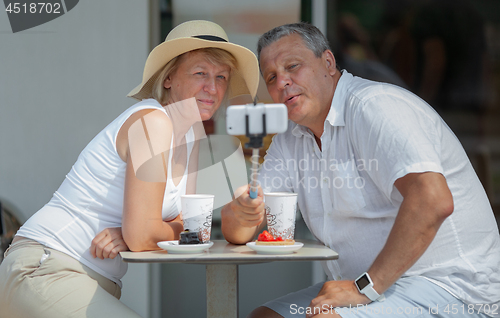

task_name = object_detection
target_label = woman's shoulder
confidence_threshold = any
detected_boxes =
[129,108,172,128]
[123,99,172,129]
[116,100,173,161]
[124,98,164,114]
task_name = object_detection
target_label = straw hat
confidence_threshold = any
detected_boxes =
[127,20,259,101]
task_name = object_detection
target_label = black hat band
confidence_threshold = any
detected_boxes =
[192,35,228,42]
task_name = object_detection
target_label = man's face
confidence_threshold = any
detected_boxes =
[260,34,337,128]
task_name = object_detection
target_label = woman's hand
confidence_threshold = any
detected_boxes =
[90,227,129,259]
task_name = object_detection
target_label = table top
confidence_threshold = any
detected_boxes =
[120,240,338,264]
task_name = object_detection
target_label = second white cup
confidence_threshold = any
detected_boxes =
[264,192,298,240]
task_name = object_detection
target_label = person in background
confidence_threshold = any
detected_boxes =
[0,20,259,318]
[221,22,500,318]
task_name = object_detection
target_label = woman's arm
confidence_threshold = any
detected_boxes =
[118,109,183,252]
[121,152,183,251]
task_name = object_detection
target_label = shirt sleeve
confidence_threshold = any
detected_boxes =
[349,87,445,203]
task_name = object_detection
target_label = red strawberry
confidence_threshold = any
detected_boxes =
[257,230,274,241]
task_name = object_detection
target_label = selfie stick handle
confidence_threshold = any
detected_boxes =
[245,99,266,199]
[249,148,259,199]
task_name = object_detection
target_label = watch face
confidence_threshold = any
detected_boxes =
[357,275,371,290]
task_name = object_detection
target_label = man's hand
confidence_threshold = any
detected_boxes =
[307,281,370,318]
[230,184,265,228]
[221,184,266,244]
[90,227,129,259]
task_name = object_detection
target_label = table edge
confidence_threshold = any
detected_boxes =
[120,239,338,264]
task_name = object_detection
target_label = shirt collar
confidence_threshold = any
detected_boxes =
[325,69,353,127]
[291,70,353,138]
[291,123,311,137]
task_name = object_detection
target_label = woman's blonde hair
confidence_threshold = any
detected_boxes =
[152,48,238,106]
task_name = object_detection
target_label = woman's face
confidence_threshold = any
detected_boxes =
[163,50,231,121]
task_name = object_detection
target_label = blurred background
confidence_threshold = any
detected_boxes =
[1,0,499,316]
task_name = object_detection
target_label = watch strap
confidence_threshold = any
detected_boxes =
[362,285,383,302]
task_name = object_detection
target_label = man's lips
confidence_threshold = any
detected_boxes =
[284,94,300,106]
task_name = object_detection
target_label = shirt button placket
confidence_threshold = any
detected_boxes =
[320,142,332,238]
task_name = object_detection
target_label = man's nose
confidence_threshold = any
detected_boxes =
[276,73,291,90]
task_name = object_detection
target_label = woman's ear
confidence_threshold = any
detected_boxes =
[163,76,172,89]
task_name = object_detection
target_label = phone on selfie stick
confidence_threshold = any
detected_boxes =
[226,100,288,198]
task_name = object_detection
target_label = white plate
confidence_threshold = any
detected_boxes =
[246,242,304,255]
[157,241,214,254]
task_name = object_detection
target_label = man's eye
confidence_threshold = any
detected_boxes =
[266,75,276,84]
[288,64,298,70]
[195,72,205,76]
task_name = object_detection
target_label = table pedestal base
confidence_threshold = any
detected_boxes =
[206,264,238,318]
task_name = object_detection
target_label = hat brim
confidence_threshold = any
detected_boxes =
[127,38,259,101]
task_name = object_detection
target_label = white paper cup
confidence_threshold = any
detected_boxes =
[181,194,214,243]
[264,192,298,240]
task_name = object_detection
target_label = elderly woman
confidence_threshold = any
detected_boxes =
[0,20,258,318]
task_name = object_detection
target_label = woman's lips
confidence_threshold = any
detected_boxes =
[198,99,215,106]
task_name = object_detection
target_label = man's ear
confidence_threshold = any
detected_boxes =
[323,50,337,76]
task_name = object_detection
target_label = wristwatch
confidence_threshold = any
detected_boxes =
[354,272,386,302]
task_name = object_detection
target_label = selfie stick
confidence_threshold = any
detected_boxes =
[245,100,266,199]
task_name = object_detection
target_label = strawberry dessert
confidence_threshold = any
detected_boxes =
[255,230,295,246]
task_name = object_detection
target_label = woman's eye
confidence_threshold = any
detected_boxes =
[217,75,227,80]
[195,72,205,76]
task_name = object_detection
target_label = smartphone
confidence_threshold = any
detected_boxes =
[226,103,288,136]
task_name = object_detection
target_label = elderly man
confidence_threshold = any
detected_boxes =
[221,22,500,318]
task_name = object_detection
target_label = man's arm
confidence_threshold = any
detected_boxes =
[221,185,266,245]
[307,171,454,317]
[222,132,291,245]
[367,171,453,292]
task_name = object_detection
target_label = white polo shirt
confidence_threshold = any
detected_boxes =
[259,70,500,309]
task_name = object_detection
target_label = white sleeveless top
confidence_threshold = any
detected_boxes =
[17,99,194,286]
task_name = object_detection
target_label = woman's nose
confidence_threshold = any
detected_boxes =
[204,77,217,94]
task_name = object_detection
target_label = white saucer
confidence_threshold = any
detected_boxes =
[157,241,214,254]
[246,242,304,255]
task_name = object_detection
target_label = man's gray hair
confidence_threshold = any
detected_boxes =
[257,22,331,62]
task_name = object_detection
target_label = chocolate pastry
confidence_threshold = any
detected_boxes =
[179,230,202,244]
